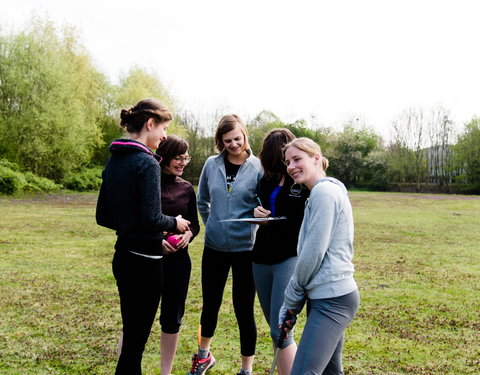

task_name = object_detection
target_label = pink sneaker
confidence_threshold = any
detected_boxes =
[187,352,216,375]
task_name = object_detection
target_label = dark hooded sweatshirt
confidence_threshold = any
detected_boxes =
[96,139,177,256]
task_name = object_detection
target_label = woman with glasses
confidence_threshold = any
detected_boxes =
[155,135,200,375]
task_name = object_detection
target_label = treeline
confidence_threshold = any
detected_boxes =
[1,17,479,195]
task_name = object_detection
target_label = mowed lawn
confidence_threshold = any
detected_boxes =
[0,191,479,375]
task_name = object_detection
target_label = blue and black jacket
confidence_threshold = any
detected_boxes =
[96,139,177,256]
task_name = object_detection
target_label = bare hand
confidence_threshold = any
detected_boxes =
[175,231,193,249]
[175,215,190,232]
[253,206,271,218]
[162,239,177,254]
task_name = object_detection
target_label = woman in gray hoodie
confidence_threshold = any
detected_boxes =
[187,114,263,375]
[279,137,360,375]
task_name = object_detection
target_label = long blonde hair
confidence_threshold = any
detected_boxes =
[283,137,329,171]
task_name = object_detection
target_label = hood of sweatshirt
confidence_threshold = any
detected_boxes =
[109,139,162,163]
[316,176,349,196]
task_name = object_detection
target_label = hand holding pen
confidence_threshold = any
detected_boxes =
[254,195,271,218]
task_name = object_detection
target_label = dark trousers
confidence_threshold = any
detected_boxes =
[200,246,257,356]
[112,251,163,375]
[160,248,192,333]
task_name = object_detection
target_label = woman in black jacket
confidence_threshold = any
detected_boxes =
[96,98,190,375]
[252,129,310,375]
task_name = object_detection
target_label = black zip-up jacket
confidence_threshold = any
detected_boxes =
[96,139,177,256]
[252,174,310,265]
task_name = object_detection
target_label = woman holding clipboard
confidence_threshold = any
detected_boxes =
[188,114,263,375]
[251,129,310,375]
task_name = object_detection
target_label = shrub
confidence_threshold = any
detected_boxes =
[61,167,103,191]
[451,182,480,195]
[0,160,61,195]
[23,172,63,193]
[0,159,21,171]
[0,165,25,194]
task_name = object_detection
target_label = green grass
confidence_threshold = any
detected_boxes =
[0,191,479,375]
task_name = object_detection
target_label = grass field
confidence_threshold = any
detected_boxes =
[0,191,479,375]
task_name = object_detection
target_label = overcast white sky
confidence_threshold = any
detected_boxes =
[2,0,479,138]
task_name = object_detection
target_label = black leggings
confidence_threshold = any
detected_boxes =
[200,246,257,356]
[112,251,163,375]
[160,248,192,333]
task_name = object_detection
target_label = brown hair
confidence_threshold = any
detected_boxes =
[259,128,296,178]
[283,137,329,171]
[119,98,172,133]
[155,135,189,167]
[214,114,250,153]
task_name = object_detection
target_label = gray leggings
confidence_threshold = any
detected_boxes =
[252,257,297,348]
[291,289,360,375]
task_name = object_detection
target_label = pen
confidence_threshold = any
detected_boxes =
[256,195,270,218]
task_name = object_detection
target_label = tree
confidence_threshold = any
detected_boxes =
[0,17,107,180]
[115,67,185,137]
[452,117,480,184]
[425,106,455,185]
[388,107,429,186]
[247,110,287,155]
[176,110,217,184]
[327,123,381,188]
[287,120,333,152]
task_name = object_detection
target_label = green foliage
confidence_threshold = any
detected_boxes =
[1,15,479,192]
[61,167,103,191]
[0,165,22,195]
[115,67,186,137]
[177,111,217,184]
[0,17,107,180]
[0,160,61,195]
[116,67,176,111]
[451,182,480,195]
[0,16,188,178]
[247,110,287,155]
[90,116,123,166]
[327,125,382,187]
[452,117,480,184]
[384,144,415,183]
[360,150,389,190]
[287,120,332,150]
[246,111,333,157]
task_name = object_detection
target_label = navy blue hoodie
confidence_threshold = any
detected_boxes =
[96,139,177,256]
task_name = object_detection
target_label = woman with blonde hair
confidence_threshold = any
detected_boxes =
[280,137,360,375]
[187,114,263,375]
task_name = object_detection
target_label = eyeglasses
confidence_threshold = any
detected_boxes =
[173,156,191,163]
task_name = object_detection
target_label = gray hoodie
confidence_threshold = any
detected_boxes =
[283,177,358,311]
[197,150,263,252]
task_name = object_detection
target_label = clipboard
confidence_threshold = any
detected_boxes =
[219,216,287,224]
